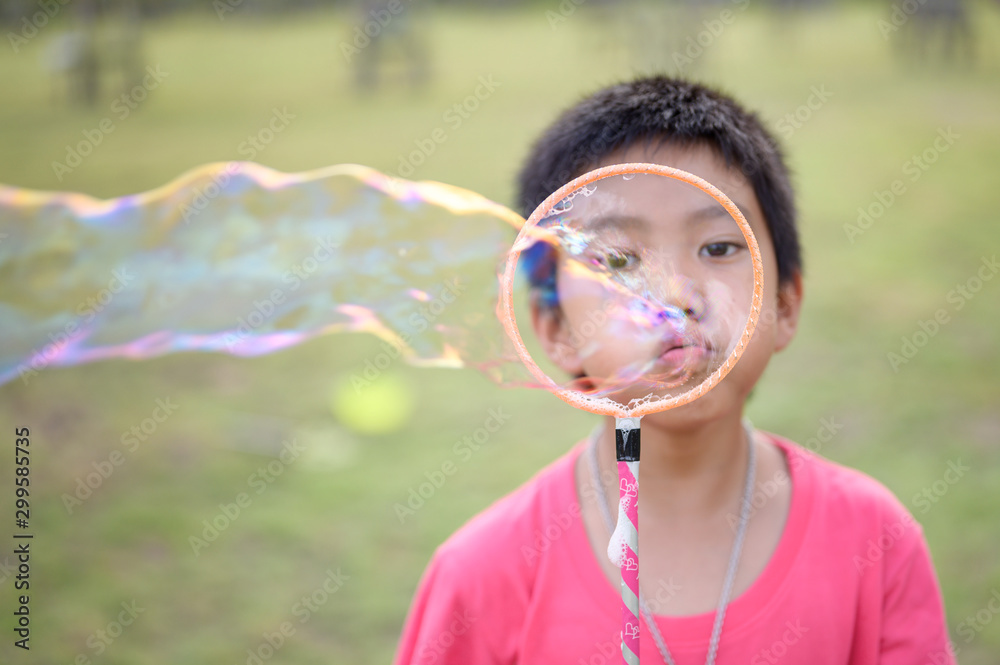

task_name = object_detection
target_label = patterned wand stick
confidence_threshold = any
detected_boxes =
[613,416,641,665]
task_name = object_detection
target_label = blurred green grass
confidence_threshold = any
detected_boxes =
[1,3,1000,664]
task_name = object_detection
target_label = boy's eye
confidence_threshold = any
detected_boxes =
[598,248,640,271]
[701,242,741,258]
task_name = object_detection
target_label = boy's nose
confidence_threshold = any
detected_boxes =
[655,303,689,325]
[653,280,707,323]
[680,290,707,321]
[656,298,705,325]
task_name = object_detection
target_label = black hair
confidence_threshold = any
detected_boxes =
[516,76,801,308]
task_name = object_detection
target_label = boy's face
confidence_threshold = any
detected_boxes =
[531,142,802,424]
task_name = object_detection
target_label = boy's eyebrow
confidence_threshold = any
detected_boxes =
[687,201,753,224]
[586,202,753,232]
[587,214,648,232]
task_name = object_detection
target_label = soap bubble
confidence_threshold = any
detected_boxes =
[0,162,523,386]
[0,161,761,415]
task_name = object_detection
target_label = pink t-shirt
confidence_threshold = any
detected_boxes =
[394,433,955,665]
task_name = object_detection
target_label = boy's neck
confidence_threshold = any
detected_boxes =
[598,412,750,521]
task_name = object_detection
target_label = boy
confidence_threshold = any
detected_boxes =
[394,76,954,664]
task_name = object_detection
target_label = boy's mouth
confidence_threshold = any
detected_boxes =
[656,334,710,368]
[658,344,706,361]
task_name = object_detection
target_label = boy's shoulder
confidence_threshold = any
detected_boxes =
[770,431,921,534]
[394,446,585,662]
[431,442,583,577]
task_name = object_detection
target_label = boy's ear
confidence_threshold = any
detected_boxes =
[773,271,804,352]
[529,299,586,376]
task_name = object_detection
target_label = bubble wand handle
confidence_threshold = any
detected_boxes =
[615,417,641,665]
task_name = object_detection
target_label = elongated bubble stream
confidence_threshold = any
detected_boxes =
[0,162,525,386]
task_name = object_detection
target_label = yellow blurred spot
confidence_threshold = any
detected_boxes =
[330,372,415,435]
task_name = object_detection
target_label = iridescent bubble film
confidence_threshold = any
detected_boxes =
[0,163,758,414]
[0,162,526,386]
[505,170,758,414]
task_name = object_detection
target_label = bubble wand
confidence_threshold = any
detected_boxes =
[614,416,641,663]
[499,163,764,663]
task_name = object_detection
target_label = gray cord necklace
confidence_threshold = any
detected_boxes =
[586,422,756,665]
